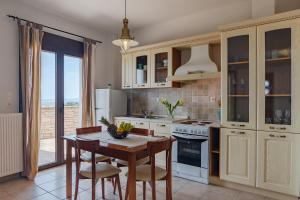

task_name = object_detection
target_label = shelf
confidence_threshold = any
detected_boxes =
[266,94,291,97]
[228,94,249,97]
[228,60,249,65]
[155,67,168,70]
[265,57,291,62]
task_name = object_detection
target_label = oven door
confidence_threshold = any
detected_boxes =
[173,135,208,168]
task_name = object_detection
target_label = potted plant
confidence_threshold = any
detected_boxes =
[160,98,184,119]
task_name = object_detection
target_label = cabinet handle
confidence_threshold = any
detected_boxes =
[160,83,166,86]
[276,127,286,130]
[238,131,245,135]
[239,124,245,127]
[139,122,144,125]
[279,135,286,138]
[231,124,236,127]
[159,124,166,127]
[269,126,275,130]
[269,134,275,137]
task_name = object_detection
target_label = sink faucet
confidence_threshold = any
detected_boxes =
[141,109,153,118]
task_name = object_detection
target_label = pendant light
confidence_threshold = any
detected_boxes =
[112,0,138,52]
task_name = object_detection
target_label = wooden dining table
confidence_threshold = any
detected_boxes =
[63,131,172,200]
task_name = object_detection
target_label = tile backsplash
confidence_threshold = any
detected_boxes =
[128,78,221,121]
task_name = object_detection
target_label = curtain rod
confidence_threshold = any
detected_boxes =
[7,15,103,44]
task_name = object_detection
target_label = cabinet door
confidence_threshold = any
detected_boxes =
[121,54,133,89]
[221,27,257,130]
[257,131,300,196]
[220,128,256,186]
[133,51,151,88]
[150,47,172,88]
[257,20,300,133]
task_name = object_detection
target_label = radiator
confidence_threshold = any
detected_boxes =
[0,113,23,177]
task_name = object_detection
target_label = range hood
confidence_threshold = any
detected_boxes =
[167,44,220,81]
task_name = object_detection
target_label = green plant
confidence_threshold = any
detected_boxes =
[160,98,184,119]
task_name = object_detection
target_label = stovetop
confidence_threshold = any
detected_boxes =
[171,120,213,137]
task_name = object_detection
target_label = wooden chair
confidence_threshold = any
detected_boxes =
[115,128,154,167]
[76,126,111,163]
[74,139,123,200]
[124,137,174,200]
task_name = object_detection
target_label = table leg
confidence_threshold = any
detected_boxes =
[66,140,73,199]
[127,153,137,200]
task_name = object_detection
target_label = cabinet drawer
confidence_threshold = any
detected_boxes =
[150,122,171,135]
[132,121,150,129]
[114,119,131,127]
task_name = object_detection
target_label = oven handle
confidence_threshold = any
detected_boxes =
[172,133,208,140]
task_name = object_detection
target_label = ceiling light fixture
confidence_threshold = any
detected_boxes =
[112,0,138,52]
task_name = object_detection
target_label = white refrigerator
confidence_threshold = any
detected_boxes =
[95,89,127,129]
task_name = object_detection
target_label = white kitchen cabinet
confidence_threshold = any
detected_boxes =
[257,19,300,133]
[220,128,256,186]
[133,50,151,88]
[257,131,300,196]
[221,27,257,130]
[150,47,172,88]
[131,120,150,129]
[114,119,131,127]
[150,122,171,167]
[121,53,133,89]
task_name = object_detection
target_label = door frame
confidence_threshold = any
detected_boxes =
[39,32,83,170]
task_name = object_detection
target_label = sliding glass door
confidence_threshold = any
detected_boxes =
[39,33,83,168]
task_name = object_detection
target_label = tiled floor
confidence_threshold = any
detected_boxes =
[0,164,275,200]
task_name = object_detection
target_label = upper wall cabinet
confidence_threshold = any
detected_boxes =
[150,47,172,88]
[122,53,133,89]
[221,27,257,130]
[133,50,151,88]
[257,19,300,133]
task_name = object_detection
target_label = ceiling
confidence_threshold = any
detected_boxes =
[16,0,249,32]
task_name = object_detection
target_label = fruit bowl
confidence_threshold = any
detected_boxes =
[108,131,129,139]
[100,117,134,139]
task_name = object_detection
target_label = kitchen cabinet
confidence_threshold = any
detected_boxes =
[133,50,151,88]
[257,131,300,196]
[121,53,133,89]
[221,27,257,130]
[220,128,256,186]
[150,122,171,167]
[150,47,172,88]
[131,120,150,129]
[257,19,300,133]
[114,119,131,127]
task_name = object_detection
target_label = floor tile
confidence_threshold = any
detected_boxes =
[32,193,60,200]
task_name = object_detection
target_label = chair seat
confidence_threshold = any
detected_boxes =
[116,157,150,166]
[80,163,121,179]
[126,164,167,181]
[81,152,110,162]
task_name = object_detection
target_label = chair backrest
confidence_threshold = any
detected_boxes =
[74,139,99,175]
[130,128,154,136]
[147,137,174,180]
[76,126,102,135]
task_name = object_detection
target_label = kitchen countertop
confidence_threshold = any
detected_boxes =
[114,115,187,124]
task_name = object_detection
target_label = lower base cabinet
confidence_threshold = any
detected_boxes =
[220,128,256,186]
[257,131,300,196]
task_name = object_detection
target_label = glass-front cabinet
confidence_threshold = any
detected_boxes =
[257,19,300,133]
[150,47,172,88]
[133,50,151,88]
[221,27,257,130]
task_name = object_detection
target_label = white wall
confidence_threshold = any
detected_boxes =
[0,0,121,113]
[133,1,252,45]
